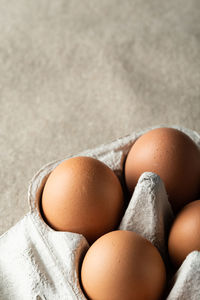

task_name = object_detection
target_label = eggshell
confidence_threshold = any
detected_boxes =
[41,156,124,244]
[168,199,200,268]
[81,230,166,300]
[124,127,200,212]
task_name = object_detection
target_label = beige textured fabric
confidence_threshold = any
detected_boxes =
[0,0,200,235]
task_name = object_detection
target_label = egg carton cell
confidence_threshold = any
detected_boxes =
[0,126,199,300]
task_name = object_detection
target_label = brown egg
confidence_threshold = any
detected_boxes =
[168,199,200,268]
[125,127,200,212]
[81,230,166,300]
[41,156,124,244]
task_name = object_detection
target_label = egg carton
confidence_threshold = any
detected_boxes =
[0,125,200,300]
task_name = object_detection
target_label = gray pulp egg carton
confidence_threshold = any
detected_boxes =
[0,126,200,300]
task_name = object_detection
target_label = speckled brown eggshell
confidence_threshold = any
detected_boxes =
[125,127,200,212]
[168,199,200,268]
[81,230,166,300]
[41,156,124,244]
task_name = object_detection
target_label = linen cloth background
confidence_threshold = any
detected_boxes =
[0,0,200,235]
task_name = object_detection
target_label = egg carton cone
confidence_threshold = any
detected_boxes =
[0,125,200,300]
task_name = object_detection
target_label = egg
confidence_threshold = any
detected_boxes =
[168,199,200,268]
[124,127,200,212]
[41,156,124,244]
[81,230,166,300]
